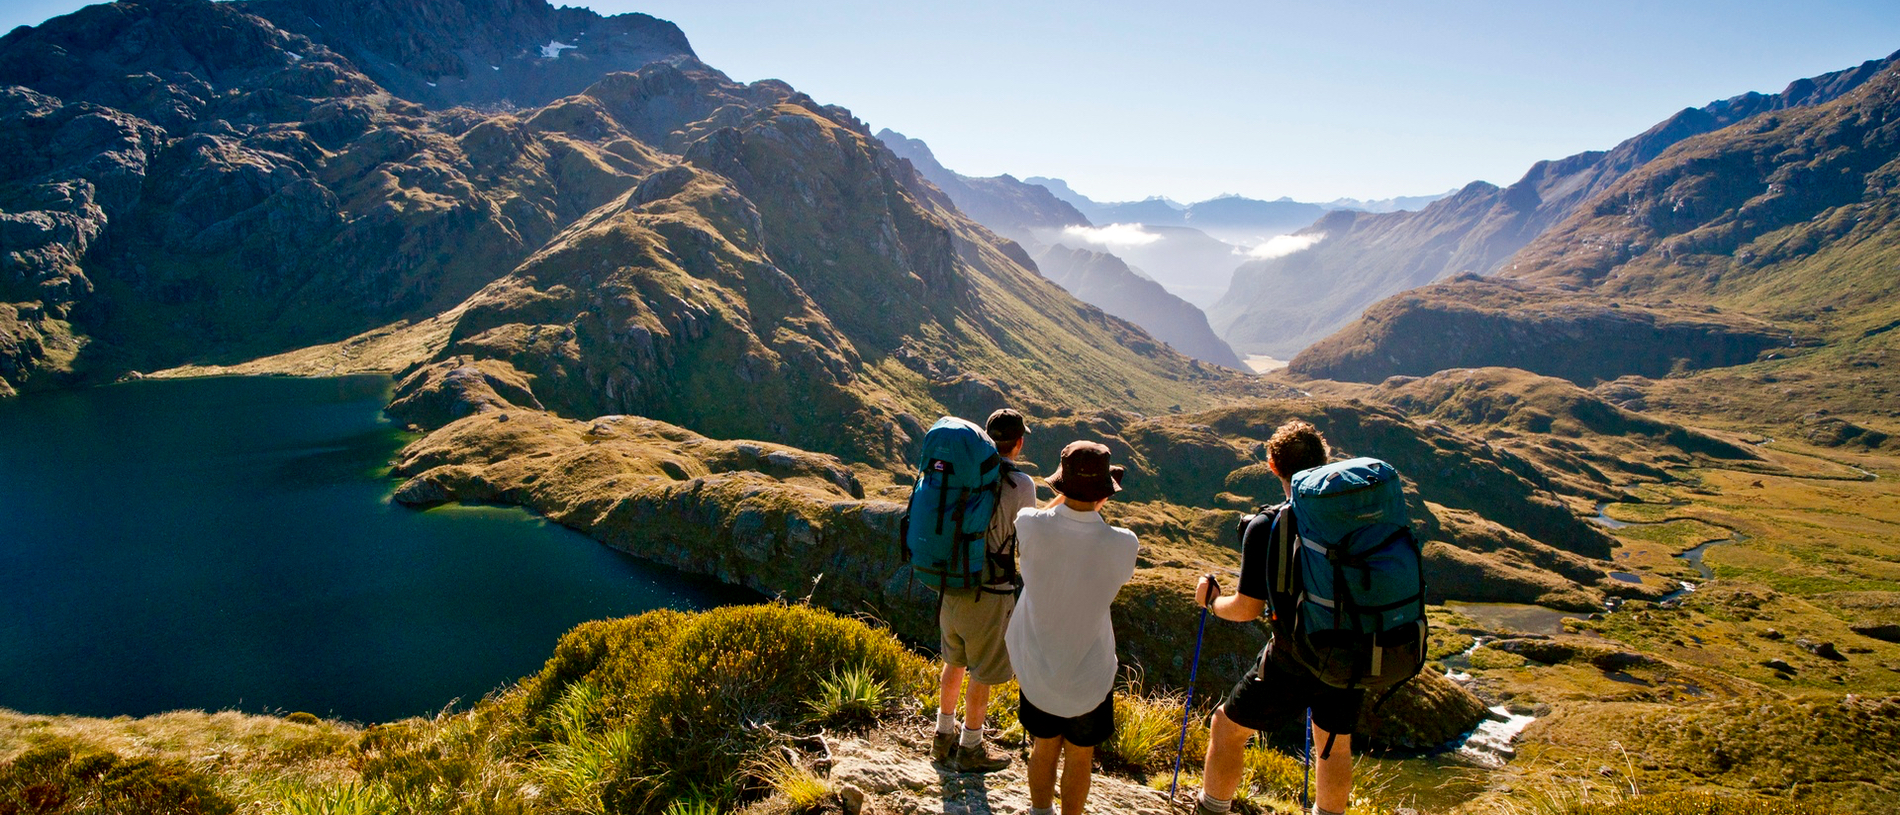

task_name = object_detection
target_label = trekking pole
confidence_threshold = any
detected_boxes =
[1168,579,1213,804]
[1302,707,1313,811]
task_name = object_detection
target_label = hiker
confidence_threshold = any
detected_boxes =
[1191,420,1353,815]
[1005,441,1138,815]
[931,409,1037,772]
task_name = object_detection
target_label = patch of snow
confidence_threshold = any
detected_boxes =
[540,40,578,59]
[1456,706,1537,769]
[426,81,437,87]
[287,52,303,62]
[491,65,501,71]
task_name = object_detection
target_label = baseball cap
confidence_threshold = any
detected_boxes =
[986,408,1029,445]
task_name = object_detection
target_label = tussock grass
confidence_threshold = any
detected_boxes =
[803,666,889,730]
[748,751,830,813]
[1100,674,1207,775]
[280,780,395,815]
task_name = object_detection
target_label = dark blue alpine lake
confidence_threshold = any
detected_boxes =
[0,374,751,722]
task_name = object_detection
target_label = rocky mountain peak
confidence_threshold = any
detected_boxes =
[237,0,695,109]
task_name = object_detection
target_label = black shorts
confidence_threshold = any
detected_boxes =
[1220,645,1366,737]
[1018,688,1115,748]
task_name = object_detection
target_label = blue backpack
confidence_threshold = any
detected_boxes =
[1266,457,1427,695]
[902,417,1008,591]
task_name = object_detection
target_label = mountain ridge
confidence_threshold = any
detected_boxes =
[1215,48,1900,359]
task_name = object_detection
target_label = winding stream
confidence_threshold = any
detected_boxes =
[1591,501,1738,589]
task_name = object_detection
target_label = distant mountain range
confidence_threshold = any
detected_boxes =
[1215,50,1900,360]
[1294,50,1900,436]
[1024,176,1454,245]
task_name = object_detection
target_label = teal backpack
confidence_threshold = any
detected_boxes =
[902,416,1007,591]
[1267,457,1428,698]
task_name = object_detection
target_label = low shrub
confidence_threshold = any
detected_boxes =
[517,604,929,811]
[0,742,235,815]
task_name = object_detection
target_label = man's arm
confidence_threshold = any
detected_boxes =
[1196,575,1266,622]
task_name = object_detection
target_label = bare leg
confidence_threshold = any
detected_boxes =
[1059,742,1093,815]
[1312,723,1352,814]
[938,664,965,718]
[1200,706,1256,801]
[1028,735,1063,810]
[962,679,991,731]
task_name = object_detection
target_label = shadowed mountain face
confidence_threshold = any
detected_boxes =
[1294,58,1900,410]
[1217,50,1900,360]
[1033,245,1242,368]
[238,0,694,109]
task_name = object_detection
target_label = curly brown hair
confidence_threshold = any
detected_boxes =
[1266,420,1330,478]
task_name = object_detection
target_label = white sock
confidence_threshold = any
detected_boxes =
[1199,792,1232,812]
[959,724,983,748]
[936,712,958,735]
[1314,806,1345,815]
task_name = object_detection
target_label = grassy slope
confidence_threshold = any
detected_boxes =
[0,604,1815,815]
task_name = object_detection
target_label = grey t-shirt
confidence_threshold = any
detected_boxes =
[982,468,1037,588]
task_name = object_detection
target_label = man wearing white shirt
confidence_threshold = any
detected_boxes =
[1005,440,1138,815]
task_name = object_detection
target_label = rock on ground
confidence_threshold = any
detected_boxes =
[828,729,1175,815]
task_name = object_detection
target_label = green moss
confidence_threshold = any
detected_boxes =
[1612,519,1732,552]
[1468,646,1529,670]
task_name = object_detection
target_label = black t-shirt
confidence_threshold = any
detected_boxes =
[1235,502,1287,605]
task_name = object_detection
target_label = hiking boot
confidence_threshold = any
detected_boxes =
[950,741,1012,773]
[929,731,957,762]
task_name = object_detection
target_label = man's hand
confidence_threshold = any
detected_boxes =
[1196,573,1221,609]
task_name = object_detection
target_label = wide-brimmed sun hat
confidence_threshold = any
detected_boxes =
[1047,440,1124,502]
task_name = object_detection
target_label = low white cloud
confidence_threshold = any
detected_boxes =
[1062,223,1162,248]
[1244,233,1326,260]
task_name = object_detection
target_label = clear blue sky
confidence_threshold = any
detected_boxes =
[9,1,1899,203]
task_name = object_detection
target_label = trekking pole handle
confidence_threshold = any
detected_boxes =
[1196,573,1221,609]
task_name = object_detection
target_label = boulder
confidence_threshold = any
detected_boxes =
[1852,624,1900,643]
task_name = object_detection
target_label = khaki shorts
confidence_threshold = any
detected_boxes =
[939,589,1016,685]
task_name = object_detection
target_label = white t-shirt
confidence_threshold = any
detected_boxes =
[1004,503,1140,717]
